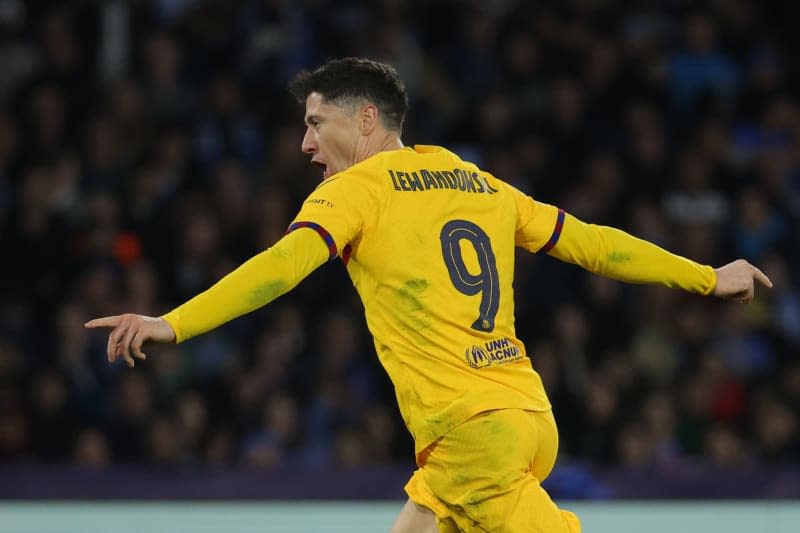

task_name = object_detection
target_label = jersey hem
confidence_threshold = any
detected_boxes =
[410,392,552,457]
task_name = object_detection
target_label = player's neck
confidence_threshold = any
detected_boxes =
[355,132,404,163]
[380,135,404,152]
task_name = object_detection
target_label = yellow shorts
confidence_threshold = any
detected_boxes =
[405,409,581,533]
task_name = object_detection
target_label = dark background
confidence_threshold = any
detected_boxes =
[0,0,798,497]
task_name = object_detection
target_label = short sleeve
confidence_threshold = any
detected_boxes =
[288,174,373,261]
[508,184,565,254]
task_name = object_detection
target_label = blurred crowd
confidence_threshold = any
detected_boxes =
[0,0,798,472]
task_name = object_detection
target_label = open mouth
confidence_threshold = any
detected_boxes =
[311,160,329,179]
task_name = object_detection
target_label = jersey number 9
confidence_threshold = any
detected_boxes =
[440,220,500,333]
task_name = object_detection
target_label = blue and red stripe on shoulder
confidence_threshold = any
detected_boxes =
[287,221,338,262]
[539,208,565,254]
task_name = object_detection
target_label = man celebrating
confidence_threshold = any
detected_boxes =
[86,58,771,533]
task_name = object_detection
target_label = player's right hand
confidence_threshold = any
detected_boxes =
[84,314,176,368]
[713,259,773,304]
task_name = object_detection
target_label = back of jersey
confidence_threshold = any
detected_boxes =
[292,145,561,453]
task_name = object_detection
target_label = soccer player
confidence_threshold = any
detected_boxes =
[86,58,772,532]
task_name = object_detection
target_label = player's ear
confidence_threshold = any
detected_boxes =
[360,104,379,135]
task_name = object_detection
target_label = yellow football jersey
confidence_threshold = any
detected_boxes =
[290,145,562,454]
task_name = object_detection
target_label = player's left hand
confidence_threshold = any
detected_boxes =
[713,259,773,304]
[84,314,176,368]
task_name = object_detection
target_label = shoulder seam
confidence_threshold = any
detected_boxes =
[313,175,342,191]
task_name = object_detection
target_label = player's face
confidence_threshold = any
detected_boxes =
[301,92,362,180]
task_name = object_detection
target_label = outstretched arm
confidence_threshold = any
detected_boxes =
[85,227,330,367]
[546,212,772,300]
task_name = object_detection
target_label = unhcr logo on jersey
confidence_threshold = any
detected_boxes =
[465,337,523,369]
[465,345,491,369]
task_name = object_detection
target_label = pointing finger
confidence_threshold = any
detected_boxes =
[752,266,773,288]
[85,316,121,328]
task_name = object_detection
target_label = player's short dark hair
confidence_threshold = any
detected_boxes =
[288,57,409,133]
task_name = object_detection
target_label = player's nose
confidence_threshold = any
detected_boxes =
[301,127,316,154]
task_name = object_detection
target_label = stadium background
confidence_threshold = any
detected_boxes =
[0,0,798,516]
